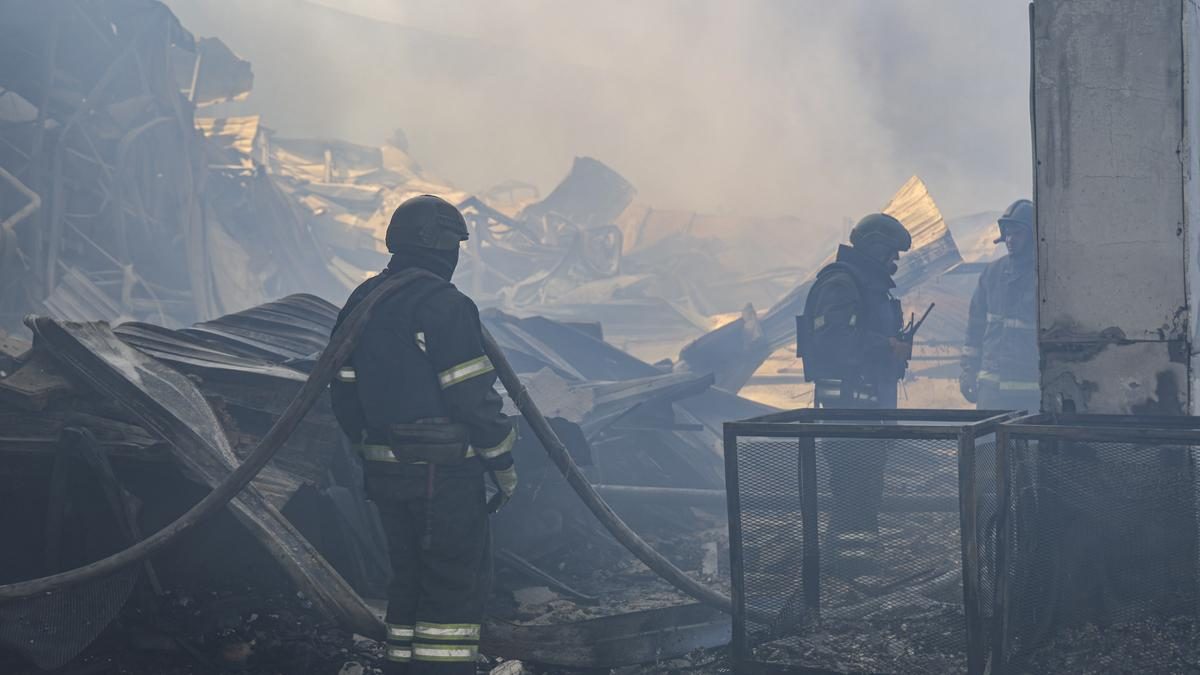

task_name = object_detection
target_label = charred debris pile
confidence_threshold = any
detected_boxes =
[0,1,1000,673]
[0,1,816,354]
[0,2,769,671]
[0,0,983,375]
[0,292,765,671]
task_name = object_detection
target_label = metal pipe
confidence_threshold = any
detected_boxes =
[593,483,963,513]
[0,166,41,234]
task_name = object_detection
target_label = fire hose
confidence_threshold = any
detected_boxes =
[0,268,755,621]
[481,329,740,616]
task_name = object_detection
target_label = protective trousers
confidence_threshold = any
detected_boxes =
[977,382,1040,414]
[815,391,892,576]
[367,461,490,675]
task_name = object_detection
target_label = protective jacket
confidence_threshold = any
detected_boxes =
[331,267,512,458]
[331,255,514,674]
[802,244,905,408]
[962,253,1039,410]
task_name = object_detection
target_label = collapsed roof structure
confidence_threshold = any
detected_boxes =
[0,288,774,669]
[0,1,1005,672]
[0,0,360,331]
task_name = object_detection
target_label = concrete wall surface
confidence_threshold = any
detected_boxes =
[1034,0,1195,414]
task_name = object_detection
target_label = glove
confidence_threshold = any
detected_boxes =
[959,371,978,403]
[888,337,913,363]
[487,464,518,514]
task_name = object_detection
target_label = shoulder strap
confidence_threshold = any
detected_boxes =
[409,279,456,319]
[330,268,444,440]
[816,260,870,296]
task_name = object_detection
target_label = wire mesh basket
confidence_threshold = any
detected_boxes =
[989,414,1200,674]
[0,428,147,670]
[724,408,1016,674]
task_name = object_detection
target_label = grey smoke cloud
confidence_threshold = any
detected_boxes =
[165,0,1031,226]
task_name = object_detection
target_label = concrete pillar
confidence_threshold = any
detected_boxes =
[1034,0,1200,415]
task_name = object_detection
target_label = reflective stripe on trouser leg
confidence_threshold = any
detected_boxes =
[978,371,1039,391]
[412,642,479,663]
[387,623,415,642]
[387,623,414,662]
[386,645,413,663]
[415,622,481,642]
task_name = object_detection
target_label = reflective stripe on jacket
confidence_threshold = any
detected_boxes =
[962,254,1039,389]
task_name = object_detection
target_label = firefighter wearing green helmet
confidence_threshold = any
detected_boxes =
[960,199,1040,412]
[797,212,913,574]
[329,195,517,674]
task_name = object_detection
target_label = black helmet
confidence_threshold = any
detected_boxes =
[385,195,469,252]
[994,198,1034,243]
[849,213,912,252]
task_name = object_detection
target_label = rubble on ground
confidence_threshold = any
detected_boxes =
[1018,617,1200,675]
[0,291,760,670]
[0,1,1008,673]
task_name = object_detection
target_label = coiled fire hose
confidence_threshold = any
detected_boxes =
[0,268,756,621]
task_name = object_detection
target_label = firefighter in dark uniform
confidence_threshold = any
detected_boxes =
[960,199,1039,412]
[330,195,517,674]
[799,213,912,571]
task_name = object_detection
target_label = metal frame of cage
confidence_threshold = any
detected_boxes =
[724,408,1019,675]
[990,413,1200,674]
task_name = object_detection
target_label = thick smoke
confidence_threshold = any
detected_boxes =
[166,0,1031,226]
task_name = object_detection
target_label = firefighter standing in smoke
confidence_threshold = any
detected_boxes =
[798,213,912,571]
[330,195,517,674]
[960,199,1040,411]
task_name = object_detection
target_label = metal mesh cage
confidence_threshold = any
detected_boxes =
[0,431,147,671]
[726,409,1013,674]
[0,567,141,670]
[988,416,1200,674]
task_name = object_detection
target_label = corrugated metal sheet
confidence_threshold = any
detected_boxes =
[267,135,383,183]
[947,210,1005,263]
[898,272,976,347]
[196,115,259,156]
[42,268,123,323]
[884,175,963,293]
[184,293,341,362]
[518,157,636,229]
